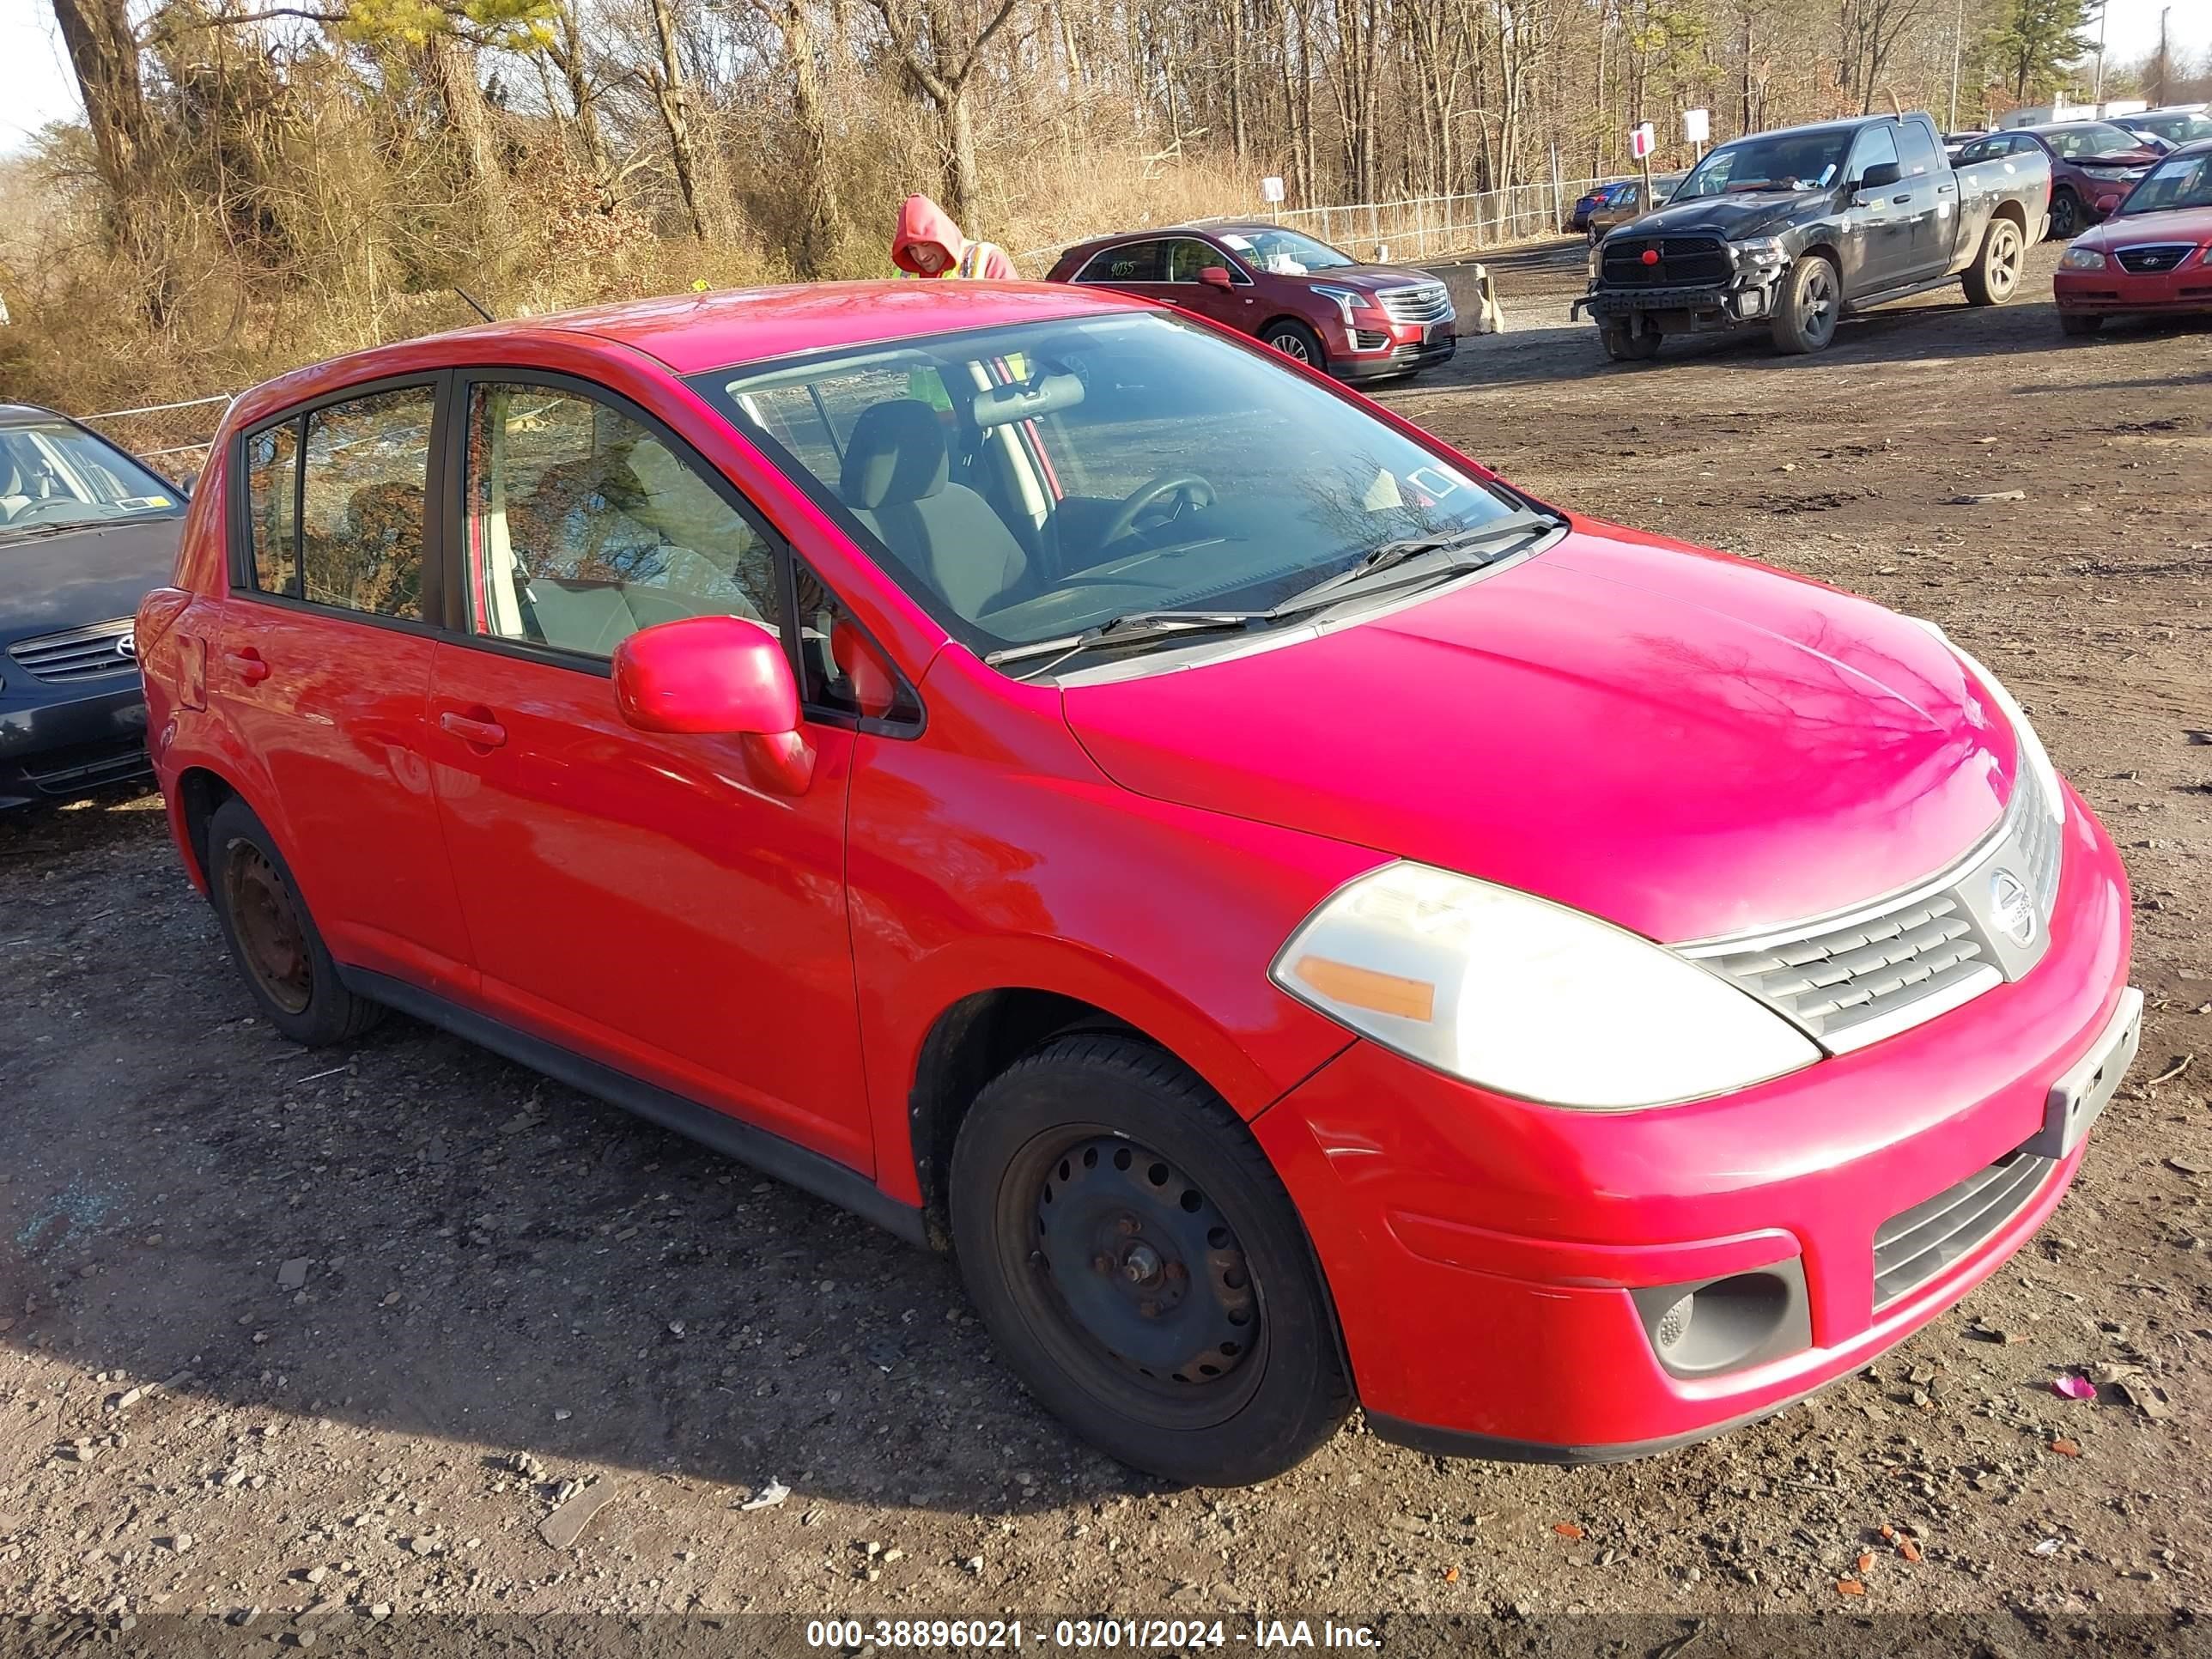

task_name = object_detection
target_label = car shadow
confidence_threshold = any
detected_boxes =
[0,810,1170,1517]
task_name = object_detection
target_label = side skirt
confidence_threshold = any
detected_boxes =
[341,967,927,1249]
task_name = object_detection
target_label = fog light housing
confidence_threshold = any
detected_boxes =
[1735,289,1766,318]
[1630,1261,1810,1378]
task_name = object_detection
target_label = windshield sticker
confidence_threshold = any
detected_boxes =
[1363,468,1405,512]
[1407,466,1462,501]
[1220,234,1254,250]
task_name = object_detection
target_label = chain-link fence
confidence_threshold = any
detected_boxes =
[77,393,234,485]
[1232,177,1632,265]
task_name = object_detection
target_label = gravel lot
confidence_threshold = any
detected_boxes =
[3,243,2208,1646]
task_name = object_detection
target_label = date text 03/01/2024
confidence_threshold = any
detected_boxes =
[803,1620,1381,1650]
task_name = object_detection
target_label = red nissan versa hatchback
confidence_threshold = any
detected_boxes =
[135,281,2139,1486]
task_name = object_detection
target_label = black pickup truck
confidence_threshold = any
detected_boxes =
[1573,112,2052,358]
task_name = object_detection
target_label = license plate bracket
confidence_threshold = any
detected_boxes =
[2026,987,2142,1160]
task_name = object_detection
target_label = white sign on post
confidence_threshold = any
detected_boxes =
[1260,176,1286,204]
[1683,107,1710,144]
[1630,122,1656,160]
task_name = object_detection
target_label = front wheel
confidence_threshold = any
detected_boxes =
[1770,255,1841,354]
[1962,216,2024,306]
[1601,322,1662,362]
[1261,319,1328,371]
[2047,189,2081,241]
[2059,311,2103,337]
[949,1035,1351,1486]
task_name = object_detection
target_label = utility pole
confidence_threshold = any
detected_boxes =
[2091,0,2107,106]
[2155,6,2172,106]
[1947,0,1965,132]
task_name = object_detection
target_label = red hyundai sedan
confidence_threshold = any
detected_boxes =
[2054,138,2212,331]
[135,280,2137,1485]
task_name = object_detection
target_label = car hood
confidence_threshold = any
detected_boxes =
[2069,149,2162,168]
[1280,263,1444,295]
[1060,523,2019,945]
[1610,192,1818,241]
[0,515,183,647]
[2076,203,2212,248]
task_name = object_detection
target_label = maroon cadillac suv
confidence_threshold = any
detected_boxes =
[1045,223,1456,381]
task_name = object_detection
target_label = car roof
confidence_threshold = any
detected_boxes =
[0,403,68,427]
[248,280,1142,398]
[2029,119,2135,133]
[1717,118,1884,145]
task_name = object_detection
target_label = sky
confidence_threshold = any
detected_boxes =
[1,0,2207,159]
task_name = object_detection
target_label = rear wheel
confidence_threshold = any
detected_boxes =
[205,797,384,1047]
[1770,255,1841,354]
[2047,188,2081,241]
[1601,322,1662,362]
[1962,216,2024,306]
[2059,311,2103,337]
[1261,319,1327,371]
[949,1035,1351,1486]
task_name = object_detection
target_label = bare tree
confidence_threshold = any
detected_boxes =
[868,0,1027,224]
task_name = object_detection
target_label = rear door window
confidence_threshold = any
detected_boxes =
[1077,241,1163,283]
[297,386,435,619]
[1897,121,1942,179]
[243,422,300,595]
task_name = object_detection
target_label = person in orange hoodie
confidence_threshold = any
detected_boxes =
[891,193,1015,280]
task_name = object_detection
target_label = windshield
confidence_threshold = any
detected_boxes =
[1673,129,1851,198]
[2138,114,2212,143]
[2042,124,2143,159]
[2118,149,2212,214]
[0,420,179,538]
[1210,227,1357,274]
[692,313,1528,667]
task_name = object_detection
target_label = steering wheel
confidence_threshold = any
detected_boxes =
[9,498,88,523]
[1098,473,1215,549]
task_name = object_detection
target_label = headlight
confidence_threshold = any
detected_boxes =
[1310,284,1364,325]
[2058,246,2107,270]
[1735,237,1788,267]
[1270,862,1820,1109]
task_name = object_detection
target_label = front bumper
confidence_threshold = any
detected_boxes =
[2054,263,2212,315]
[1252,789,2134,1459]
[1573,278,1774,334]
[0,677,151,809]
[1328,314,1457,380]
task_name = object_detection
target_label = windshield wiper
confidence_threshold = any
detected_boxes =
[982,610,1269,671]
[0,521,88,544]
[1267,509,1560,614]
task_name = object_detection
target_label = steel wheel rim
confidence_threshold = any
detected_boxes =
[1990,226,2021,294]
[1003,1128,1267,1431]
[1273,333,1311,362]
[224,841,313,1015]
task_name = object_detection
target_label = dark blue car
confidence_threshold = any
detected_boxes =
[0,404,188,808]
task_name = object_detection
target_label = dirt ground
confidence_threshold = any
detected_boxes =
[3,242,2209,1646]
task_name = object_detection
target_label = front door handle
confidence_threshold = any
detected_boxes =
[224,647,270,685]
[440,710,508,750]
[1892,192,1912,204]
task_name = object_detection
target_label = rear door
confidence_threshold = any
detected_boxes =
[422,371,879,1169]
[211,379,476,997]
[1895,118,1954,279]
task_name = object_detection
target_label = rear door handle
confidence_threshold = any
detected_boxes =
[440,710,508,750]
[224,647,270,685]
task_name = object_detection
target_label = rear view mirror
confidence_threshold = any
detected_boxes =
[1200,266,1235,290]
[613,614,814,793]
[1857,161,1903,191]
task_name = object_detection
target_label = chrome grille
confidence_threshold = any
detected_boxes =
[7,618,137,684]
[2113,244,2193,274]
[1873,1144,2050,1307]
[1684,763,2065,1051]
[1697,896,1989,1041]
[1376,283,1452,325]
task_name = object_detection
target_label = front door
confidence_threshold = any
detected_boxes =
[1159,237,1259,332]
[424,375,873,1169]
[1843,122,1917,295]
[211,380,476,997]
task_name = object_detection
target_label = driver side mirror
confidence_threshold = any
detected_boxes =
[612,614,814,795]
[1199,265,1235,290]
[177,471,198,500]
[1856,161,1903,192]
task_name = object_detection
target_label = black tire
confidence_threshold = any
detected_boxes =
[2059,311,2103,337]
[1600,323,1662,362]
[1770,255,1841,354]
[2047,188,2081,242]
[1961,215,2025,306]
[1261,319,1327,371]
[204,797,384,1047]
[948,1034,1351,1486]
